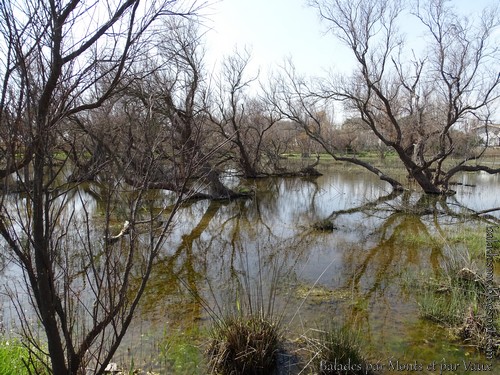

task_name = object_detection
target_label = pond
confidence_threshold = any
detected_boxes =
[1,162,500,374]
[114,163,500,374]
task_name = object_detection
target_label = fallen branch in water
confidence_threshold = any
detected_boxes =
[106,220,130,244]
[476,207,500,215]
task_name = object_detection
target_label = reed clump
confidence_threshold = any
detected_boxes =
[208,313,281,375]
[302,324,375,375]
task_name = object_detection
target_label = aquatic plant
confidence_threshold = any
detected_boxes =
[204,245,288,374]
[444,225,490,260]
[456,307,500,357]
[302,324,375,375]
[158,325,206,374]
[312,219,336,232]
[415,247,500,357]
[417,287,472,326]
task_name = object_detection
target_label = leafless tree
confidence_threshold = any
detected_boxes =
[117,18,252,200]
[268,60,404,188]
[208,49,325,178]
[276,0,500,194]
[0,1,203,373]
[206,49,283,177]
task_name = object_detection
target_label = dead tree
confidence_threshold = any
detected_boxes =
[206,49,284,178]
[121,19,249,199]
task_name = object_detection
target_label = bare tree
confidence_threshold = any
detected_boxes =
[207,49,281,177]
[0,1,202,373]
[268,60,405,189]
[276,0,500,194]
[118,18,253,200]
[208,49,324,178]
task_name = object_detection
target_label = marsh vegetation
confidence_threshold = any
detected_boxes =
[3,159,498,374]
[1,0,500,374]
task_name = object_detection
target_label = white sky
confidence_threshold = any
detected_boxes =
[203,0,342,77]
[203,0,498,78]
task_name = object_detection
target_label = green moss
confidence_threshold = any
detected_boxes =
[237,186,253,194]
[53,150,69,161]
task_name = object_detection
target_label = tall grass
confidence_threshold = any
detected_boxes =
[418,288,474,326]
[208,314,281,375]
[205,249,285,375]
[302,324,375,375]
[414,246,500,356]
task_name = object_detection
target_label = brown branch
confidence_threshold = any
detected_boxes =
[445,164,500,184]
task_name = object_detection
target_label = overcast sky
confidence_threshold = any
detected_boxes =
[203,0,498,79]
[203,0,343,77]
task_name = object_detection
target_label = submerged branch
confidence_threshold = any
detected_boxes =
[106,221,131,244]
[334,155,405,191]
[476,207,500,215]
[445,164,500,184]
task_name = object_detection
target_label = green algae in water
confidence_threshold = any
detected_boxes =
[159,326,207,375]
[295,284,352,304]
[375,319,497,375]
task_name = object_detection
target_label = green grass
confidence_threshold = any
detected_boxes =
[412,246,500,357]
[159,326,206,375]
[418,286,474,326]
[0,338,47,375]
[397,224,494,260]
[444,226,488,259]
[281,152,334,160]
[399,231,443,248]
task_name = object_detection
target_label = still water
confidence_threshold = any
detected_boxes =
[1,163,500,374]
[119,164,500,374]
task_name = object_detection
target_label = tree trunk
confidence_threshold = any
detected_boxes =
[32,147,69,374]
[410,168,442,194]
[234,139,259,178]
[68,140,108,182]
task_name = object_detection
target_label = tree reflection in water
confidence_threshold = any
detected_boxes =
[117,169,500,371]
[2,168,499,371]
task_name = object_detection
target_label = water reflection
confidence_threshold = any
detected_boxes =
[2,166,499,372]
[120,167,500,371]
